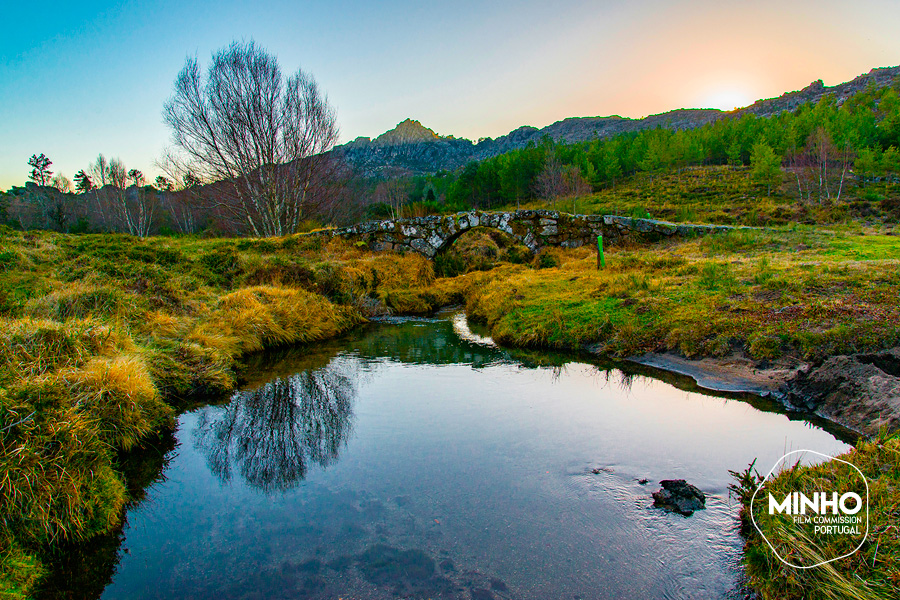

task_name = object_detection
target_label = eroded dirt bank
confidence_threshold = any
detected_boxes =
[628,348,900,437]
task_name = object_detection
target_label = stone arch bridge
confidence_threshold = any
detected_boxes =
[313,210,739,258]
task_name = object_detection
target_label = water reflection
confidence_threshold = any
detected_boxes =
[193,359,357,493]
[45,312,860,600]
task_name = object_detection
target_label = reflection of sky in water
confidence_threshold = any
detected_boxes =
[99,316,850,600]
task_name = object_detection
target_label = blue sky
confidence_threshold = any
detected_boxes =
[2,0,899,188]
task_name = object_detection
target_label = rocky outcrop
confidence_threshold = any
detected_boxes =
[304,212,751,258]
[373,119,442,144]
[738,66,900,120]
[783,348,900,436]
[335,136,476,177]
[652,480,706,516]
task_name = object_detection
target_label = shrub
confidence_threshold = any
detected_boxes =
[534,252,560,269]
[629,206,652,219]
[434,252,467,278]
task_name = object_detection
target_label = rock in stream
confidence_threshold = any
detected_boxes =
[652,480,706,516]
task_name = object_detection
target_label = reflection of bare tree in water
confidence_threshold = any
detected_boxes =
[193,359,356,493]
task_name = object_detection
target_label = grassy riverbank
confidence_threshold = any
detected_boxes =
[414,224,900,362]
[2,222,899,597]
[730,435,900,599]
[0,228,436,598]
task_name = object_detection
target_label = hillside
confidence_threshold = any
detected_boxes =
[336,66,900,177]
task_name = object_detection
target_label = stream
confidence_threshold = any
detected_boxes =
[40,311,852,599]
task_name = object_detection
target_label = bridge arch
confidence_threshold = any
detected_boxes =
[326,210,606,258]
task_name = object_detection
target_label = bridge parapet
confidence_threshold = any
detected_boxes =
[308,211,750,258]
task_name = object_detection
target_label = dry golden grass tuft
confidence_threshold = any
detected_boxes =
[62,355,174,450]
[187,285,363,357]
[138,310,186,338]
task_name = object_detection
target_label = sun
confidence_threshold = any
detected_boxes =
[701,88,754,112]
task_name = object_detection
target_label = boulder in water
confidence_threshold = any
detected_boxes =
[652,480,706,516]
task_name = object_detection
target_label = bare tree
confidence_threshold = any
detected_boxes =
[50,173,71,193]
[535,155,567,209]
[155,148,205,234]
[372,178,408,220]
[810,127,832,200]
[832,140,855,202]
[86,154,114,230]
[534,156,589,211]
[92,158,155,237]
[787,128,855,204]
[126,169,155,237]
[163,40,339,237]
[106,157,129,232]
[89,154,109,188]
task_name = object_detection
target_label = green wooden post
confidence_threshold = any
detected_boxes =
[596,234,605,269]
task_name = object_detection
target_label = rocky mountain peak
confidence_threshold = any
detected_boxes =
[374,119,441,145]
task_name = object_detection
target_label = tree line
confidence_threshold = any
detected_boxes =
[2,152,204,235]
[373,80,900,216]
[2,41,352,237]
[4,48,900,236]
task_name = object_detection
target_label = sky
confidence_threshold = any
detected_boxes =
[2,0,899,189]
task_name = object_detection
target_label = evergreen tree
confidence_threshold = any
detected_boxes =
[750,142,782,196]
[27,153,53,186]
[74,170,93,193]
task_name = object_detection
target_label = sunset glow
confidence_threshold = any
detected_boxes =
[701,89,756,112]
[1,0,900,188]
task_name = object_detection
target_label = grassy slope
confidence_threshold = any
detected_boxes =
[532,165,900,227]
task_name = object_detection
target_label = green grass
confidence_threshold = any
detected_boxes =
[731,435,900,599]
[2,213,900,597]
[823,235,900,261]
